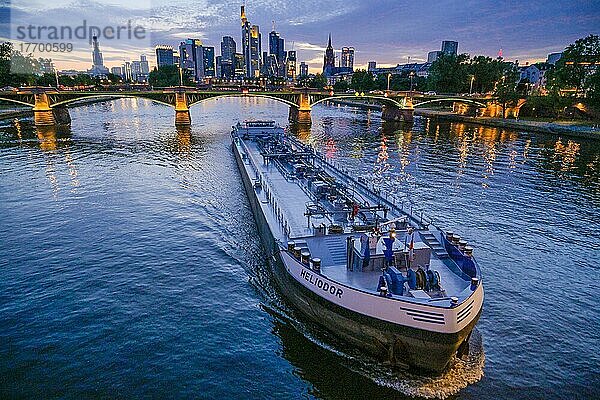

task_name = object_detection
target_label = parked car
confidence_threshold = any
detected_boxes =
[425,91,436,95]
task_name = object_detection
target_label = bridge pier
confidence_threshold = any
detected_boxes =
[174,91,191,126]
[382,105,414,122]
[289,107,312,125]
[32,93,71,126]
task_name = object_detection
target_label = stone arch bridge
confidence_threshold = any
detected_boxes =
[0,87,497,127]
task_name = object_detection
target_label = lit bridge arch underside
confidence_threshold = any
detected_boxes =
[47,92,307,110]
[413,98,488,108]
[310,94,405,108]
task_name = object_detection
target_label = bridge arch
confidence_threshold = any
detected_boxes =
[0,96,36,108]
[310,94,404,108]
[50,94,175,109]
[414,98,487,108]
[187,93,299,109]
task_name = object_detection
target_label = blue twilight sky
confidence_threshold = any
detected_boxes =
[1,0,599,72]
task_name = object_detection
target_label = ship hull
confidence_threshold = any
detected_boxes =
[233,140,481,373]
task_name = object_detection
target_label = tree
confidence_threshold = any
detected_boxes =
[333,79,349,92]
[494,66,521,118]
[350,69,376,92]
[428,53,470,94]
[548,34,600,96]
[0,41,40,87]
[0,42,11,87]
[586,69,600,109]
[466,56,506,94]
[148,65,193,87]
[307,73,327,89]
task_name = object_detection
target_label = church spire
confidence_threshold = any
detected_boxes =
[327,33,332,49]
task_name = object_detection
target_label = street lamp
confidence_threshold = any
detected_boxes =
[409,71,415,95]
[469,75,475,95]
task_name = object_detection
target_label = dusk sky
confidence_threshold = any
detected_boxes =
[2,0,599,72]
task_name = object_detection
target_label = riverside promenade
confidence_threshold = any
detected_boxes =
[415,109,600,140]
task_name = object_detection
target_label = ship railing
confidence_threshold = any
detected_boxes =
[237,135,293,237]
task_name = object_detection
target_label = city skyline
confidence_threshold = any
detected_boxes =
[2,0,598,73]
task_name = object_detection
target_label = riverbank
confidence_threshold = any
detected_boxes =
[415,109,599,140]
[328,99,599,140]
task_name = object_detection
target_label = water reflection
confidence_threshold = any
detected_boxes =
[176,125,192,155]
[270,315,407,400]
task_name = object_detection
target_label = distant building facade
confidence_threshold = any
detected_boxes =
[341,47,354,70]
[427,51,443,63]
[155,45,175,68]
[110,66,122,77]
[441,40,458,56]
[519,62,553,88]
[299,62,308,77]
[203,46,215,77]
[286,50,297,79]
[546,52,563,65]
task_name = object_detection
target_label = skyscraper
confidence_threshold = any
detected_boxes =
[131,60,141,81]
[179,39,198,78]
[123,61,132,81]
[268,30,287,77]
[194,43,205,80]
[427,51,443,63]
[249,25,261,78]
[203,46,215,77]
[286,50,297,79]
[241,5,251,77]
[220,36,236,64]
[323,34,335,76]
[92,35,103,68]
[241,5,261,78]
[299,62,308,77]
[441,41,458,56]
[341,47,354,70]
[156,45,175,68]
[234,53,245,78]
[140,54,149,75]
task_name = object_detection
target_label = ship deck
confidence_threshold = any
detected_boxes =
[238,136,472,299]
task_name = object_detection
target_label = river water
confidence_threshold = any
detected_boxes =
[0,98,598,399]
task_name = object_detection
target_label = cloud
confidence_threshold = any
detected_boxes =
[5,0,598,71]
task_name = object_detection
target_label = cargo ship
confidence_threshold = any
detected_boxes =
[231,120,484,373]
